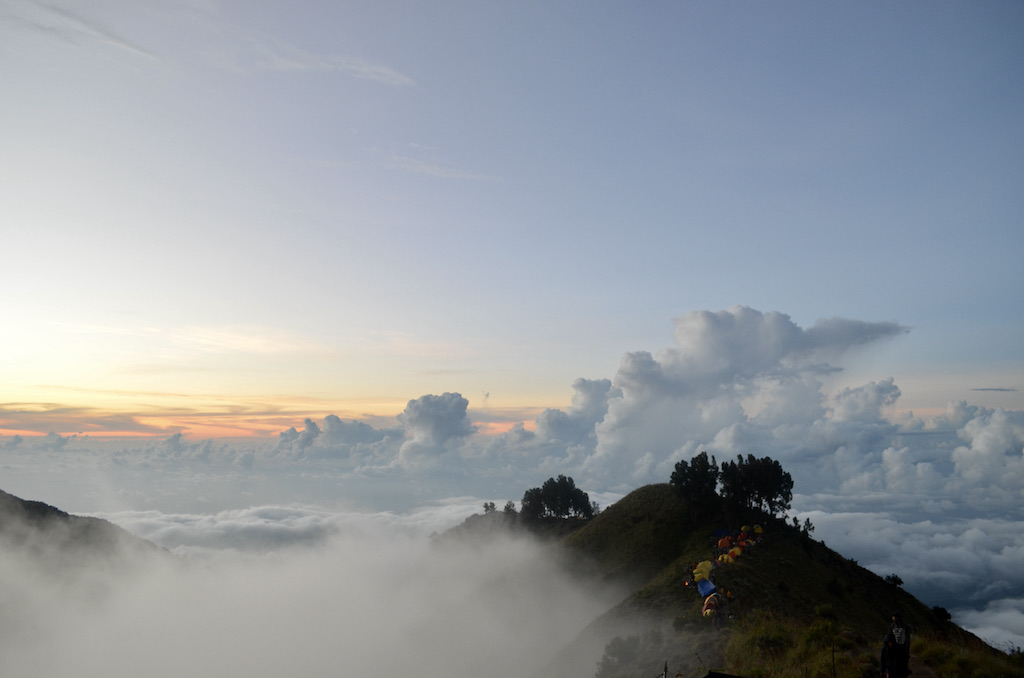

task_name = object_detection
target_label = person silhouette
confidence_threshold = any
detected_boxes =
[881,610,911,678]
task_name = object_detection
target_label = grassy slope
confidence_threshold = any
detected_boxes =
[550,484,1023,678]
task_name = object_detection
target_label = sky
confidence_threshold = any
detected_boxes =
[1,0,1023,659]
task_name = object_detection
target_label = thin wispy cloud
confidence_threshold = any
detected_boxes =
[54,322,324,356]
[167,326,325,355]
[361,330,471,359]
[3,0,158,60]
[0,403,168,436]
[243,33,415,85]
[384,155,504,182]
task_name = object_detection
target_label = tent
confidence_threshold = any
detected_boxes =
[697,578,716,598]
[702,592,722,614]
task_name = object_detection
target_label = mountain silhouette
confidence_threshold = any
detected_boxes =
[0,488,169,579]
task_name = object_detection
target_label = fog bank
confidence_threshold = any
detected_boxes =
[0,514,622,678]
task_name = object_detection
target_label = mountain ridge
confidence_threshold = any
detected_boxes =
[443,483,1023,678]
[0,487,169,577]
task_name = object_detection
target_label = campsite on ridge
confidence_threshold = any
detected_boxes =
[441,454,1024,678]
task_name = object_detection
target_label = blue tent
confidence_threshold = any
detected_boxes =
[697,578,716,598]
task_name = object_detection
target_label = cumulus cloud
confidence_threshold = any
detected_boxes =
[397,392,476,467]
[34,431,78,450]
[277,417,321,452]
[950,408,1024,499]
[321,414,389,446]
[577,307,909,489]
[535,378,618,445]
[957,599,1024,652]
[802,510,1024,648]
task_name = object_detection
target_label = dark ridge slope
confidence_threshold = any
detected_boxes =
[0,488,167,572]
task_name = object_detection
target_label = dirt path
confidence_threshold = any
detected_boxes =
[908,655,937,678]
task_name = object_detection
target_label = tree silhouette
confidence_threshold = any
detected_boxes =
[669,451,720,507]
[520,487,545,521]
[719,454,793,517]
[521,475,594,520]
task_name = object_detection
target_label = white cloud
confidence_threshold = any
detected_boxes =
[578,307,909,488]
[957,599,1024,652]
[0,509,621,678]
[803,510,1024,649]
[277,418,321,453]
[831,378,901,422]
[397,392,477,467]
[535,378,617,444]
[951,408,1024,493]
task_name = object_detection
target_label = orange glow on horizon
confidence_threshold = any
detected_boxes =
[1,418,541,441]
[0,428,51,438]
[0,392,561,441]
[474,421,536,436]
[1,407,551,440]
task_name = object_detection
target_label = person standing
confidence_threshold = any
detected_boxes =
[881,611,911,678]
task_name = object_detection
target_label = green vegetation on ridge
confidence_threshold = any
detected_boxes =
[446,459,1024,678]
[558,482,1022,677]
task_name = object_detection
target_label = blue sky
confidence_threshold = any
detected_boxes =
[1,0,1023,655]
[2,0,1021,435]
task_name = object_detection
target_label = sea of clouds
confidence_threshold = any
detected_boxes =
[0,505,626,678]
[2,306,1022,651]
